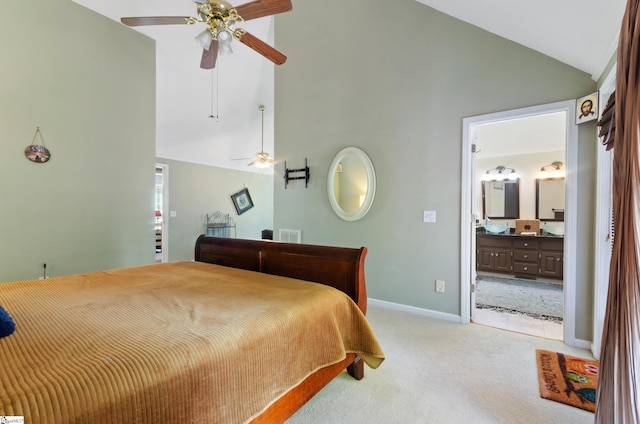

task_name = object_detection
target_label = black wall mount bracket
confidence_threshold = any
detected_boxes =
[284,158,310,189]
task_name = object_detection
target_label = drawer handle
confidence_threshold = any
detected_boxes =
[556,258,561,262]
[523,254,528,259]
[523,267,528,271]
[523,243,529,247]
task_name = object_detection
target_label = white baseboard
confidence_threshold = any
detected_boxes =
[369,298,593,350]
[572,339,591,350]
[368,298,462,323]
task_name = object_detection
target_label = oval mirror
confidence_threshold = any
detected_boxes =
[327,147,376,221]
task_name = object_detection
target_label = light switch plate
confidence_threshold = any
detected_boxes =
[423,211,436,223]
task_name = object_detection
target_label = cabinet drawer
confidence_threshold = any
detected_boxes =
[477,235,512,248]
[513,239,537,250]
[513,262,538,276]
[540,238,563,251]
[513,250,536,262]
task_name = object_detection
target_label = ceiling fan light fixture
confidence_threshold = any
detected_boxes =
[217,29,233,55]
[250,105,274,169]
[195,29,214,50]
[254,155,274,169]
[120,0,292,69]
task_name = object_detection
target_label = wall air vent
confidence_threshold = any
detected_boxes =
[279,229,301,243]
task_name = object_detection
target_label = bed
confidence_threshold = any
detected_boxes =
[0,235,384,423]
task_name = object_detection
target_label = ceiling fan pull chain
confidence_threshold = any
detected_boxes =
[216,65,220,120]
[209,66,220,122]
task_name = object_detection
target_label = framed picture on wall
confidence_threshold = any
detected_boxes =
[231,188,254,215]
[576,91,599,124]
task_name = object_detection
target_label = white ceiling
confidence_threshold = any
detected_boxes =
[72,0,627,169]
[415,0,627,81]
[476,112,567,159]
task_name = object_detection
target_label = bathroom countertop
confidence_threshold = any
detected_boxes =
[476,229,564,238]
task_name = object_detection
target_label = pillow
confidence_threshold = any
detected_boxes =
[0,305,16,338]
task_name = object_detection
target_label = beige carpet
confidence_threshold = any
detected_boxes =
[287,304,594,424]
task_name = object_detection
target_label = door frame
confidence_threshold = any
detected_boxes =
[461,99,578,346]
[592,67,615,359]
[156,163,169,263]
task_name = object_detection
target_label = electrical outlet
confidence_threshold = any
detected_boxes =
[435,280,445,293]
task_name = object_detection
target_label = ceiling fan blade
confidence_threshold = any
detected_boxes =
[200,40,219,69]
[235,0,292,21]
[235,31,287,65]
[121,17,189,26]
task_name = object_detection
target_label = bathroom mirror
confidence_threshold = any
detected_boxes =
[327,147,376,221]
[536,177,565,221]
[482,179,520,219]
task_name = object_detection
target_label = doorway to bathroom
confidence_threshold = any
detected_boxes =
[461,100,579,344]
[474,111,566,339]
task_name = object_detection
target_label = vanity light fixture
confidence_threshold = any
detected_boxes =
[539,161,564,178]
[483,165,518,181]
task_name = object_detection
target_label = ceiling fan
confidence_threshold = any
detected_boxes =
[233,105,274,168]
[121,0,292,69]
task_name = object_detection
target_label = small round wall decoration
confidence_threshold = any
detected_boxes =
[24,126,51,163]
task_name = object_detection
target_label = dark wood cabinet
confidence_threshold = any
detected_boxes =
[476,235,512,274]
[476,233,563,280]
[539,238,564,279]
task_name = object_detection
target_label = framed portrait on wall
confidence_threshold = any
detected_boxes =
[231,188,254,215]
[576,91,599,124]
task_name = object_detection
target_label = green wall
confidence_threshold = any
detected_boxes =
[275,0,598,340]
[0,0,156,282]
[156,158,274,261]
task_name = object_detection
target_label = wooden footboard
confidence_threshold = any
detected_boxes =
[249,353,360,424]
[194,235,369,423]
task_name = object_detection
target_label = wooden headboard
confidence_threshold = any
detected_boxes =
[194,235,368,313]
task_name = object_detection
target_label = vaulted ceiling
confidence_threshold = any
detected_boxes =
[73,0,279,172]
[417,0,626,81]
[72,0,627,170]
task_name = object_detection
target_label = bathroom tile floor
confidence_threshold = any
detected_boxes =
[472,308,563,340]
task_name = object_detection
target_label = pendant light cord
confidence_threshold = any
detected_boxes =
[261,105,264,152]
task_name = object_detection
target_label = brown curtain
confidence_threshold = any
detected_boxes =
[598,91,615,150]
[595,0,640,422]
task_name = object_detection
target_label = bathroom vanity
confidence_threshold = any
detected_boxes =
[476,232,563,280]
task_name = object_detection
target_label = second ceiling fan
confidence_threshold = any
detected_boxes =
[121,0,292,69]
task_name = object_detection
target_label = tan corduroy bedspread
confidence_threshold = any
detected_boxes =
[0,261,384,423]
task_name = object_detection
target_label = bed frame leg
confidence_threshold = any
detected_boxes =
[346,356,364,380]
